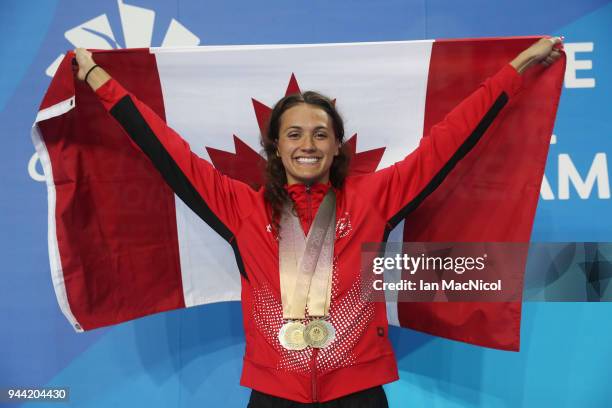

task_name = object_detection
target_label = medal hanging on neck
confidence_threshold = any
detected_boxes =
[278,190,336,350]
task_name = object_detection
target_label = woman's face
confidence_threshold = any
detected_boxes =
[277,103,340,185]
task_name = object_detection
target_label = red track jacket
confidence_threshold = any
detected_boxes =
[94,63,522,403]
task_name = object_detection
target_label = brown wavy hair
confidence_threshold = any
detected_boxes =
[261,91,350,233]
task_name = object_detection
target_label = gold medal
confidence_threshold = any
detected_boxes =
[304,319,335,348]
[278,321,307,350]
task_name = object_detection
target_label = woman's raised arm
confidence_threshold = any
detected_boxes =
[74,48,257,240]
[354,37,564,225]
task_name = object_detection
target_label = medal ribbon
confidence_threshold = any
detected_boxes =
[279,190,335,320]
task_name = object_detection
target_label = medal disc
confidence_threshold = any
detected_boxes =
[279,321,307,350]
[304,319,335,348]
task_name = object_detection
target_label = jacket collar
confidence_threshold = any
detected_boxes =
[284,182,331,202]
[283,182,332,234]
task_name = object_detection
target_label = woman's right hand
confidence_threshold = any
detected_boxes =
[74,48,110,91]
[74,48,97,81]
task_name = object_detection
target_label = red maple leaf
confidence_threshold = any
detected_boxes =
[206,135,267,189]
[206,74,385,189]
[343,133,385,176]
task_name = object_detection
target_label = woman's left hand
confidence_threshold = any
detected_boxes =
[510,36,564,74]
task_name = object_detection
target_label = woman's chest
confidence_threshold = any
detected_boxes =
[237,200,386,293]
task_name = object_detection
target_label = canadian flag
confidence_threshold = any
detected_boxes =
[32,38,564,351]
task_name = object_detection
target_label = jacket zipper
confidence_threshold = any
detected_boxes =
[311,347,318,402]
[306,185,312,230]
[305,185,318,402]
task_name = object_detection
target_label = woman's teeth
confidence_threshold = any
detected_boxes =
[296,157,320,164]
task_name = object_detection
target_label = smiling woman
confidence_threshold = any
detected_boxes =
[72,37,563,408]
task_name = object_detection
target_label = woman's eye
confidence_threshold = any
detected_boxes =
[316,133,327,139]
[287,133,299,138]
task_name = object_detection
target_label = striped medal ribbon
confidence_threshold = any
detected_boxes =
[278,190,336,350]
